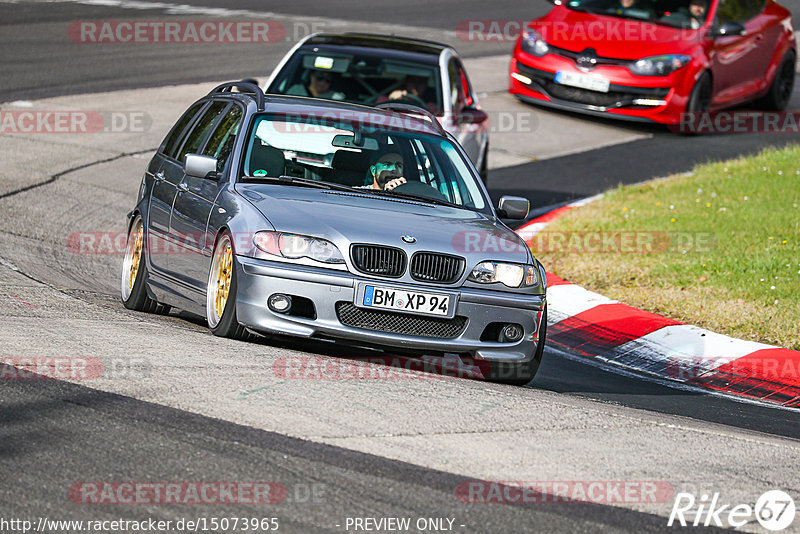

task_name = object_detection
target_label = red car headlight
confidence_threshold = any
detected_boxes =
[629,55,691,76]
[521,28,549,57]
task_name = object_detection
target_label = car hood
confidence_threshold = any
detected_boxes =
[533,9,700,59]
[236,184,531,265]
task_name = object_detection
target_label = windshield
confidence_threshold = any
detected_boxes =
[268,49,443,115]
[240,113,486,211]
[565,0,709,28]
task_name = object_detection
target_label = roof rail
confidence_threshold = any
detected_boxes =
[374,102,446,135]
[209,80,265,111]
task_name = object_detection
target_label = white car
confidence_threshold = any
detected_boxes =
[265,33,490,183]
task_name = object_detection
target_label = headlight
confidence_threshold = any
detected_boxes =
[629,55,691,76]
[253,231,344,264]
[521,28,549,57]
[468,262,538,288]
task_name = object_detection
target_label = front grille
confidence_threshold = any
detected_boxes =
[516,62,669,108]
[410,252,465,283]
[544,82,631,107]
[550,46,628,68]
[336,302,467,339]
[351,245,406,278]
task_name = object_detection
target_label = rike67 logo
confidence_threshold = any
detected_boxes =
[668,490,796,530]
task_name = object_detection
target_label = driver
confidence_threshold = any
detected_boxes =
[388,75,428,104]
[359,150,407,190]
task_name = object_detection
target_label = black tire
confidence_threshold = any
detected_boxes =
[678,71,713,135]
[120,215,170,314]
[759,50,796,111]
[487,306,547,385]
[207,232,251,340]
[687,71,712,114]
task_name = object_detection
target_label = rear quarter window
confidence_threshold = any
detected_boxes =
[161,101,207,159]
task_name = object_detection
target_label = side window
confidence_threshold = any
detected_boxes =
[457,61,475,108]
[447,59,466,112]
[202,105,243,172]
[162,101,206,159]
[715,0,761,23]
[175,101,227,165]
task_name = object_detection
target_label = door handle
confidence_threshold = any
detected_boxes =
[177,182,189,192]
[154,171,166,182]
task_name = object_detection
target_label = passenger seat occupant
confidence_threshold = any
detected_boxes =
[248,143,285,177]
[331,150,370,186]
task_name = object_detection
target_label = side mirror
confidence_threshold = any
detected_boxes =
[497,196,530,220]
[184,154,219,179]
[711,21,745,37]
[459,107,489,127]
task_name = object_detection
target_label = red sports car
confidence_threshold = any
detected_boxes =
[509,0,796,124]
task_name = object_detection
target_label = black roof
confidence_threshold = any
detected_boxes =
[304,33,450,56]
[206,83,445,137]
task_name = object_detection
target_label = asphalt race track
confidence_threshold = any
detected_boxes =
[2,1,800,533]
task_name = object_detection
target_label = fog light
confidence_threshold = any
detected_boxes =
[268,294,292,313]
[511,72,533,85]
[499,324,524,343]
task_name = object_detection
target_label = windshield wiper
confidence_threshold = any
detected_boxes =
[365,188,461,208]
[243,175,358,192]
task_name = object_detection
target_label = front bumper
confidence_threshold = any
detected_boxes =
[509,56,688,125]
[235,256,546,363]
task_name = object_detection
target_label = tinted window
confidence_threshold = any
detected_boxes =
[448,59,465,111]
[176,101,227,164]
[202,105,243,172]
[456,61,475,108]
[162,101,206,159]
[715,0,763,22]
[243,113,487,211]
[268,49,443,115]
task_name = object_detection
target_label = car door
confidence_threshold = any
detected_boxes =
[148,100,208,275]
[163,100,228,285]
[170,103,243,290]
[708,0,772,105]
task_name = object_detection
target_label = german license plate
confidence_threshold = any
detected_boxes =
[361,285,451,317]
[554,71,610,93]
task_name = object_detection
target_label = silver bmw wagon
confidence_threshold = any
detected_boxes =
[121,81,547,384]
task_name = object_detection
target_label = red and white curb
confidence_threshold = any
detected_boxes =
[517,197,800,409]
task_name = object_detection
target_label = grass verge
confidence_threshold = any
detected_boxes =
[534,144,800,350]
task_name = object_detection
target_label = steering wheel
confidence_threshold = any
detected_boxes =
[391,93,428,108]
[391,180,448,202]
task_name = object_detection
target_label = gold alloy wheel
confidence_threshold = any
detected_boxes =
[121,217,144,302]
[128,223,143,292]
[214,241,233,318]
